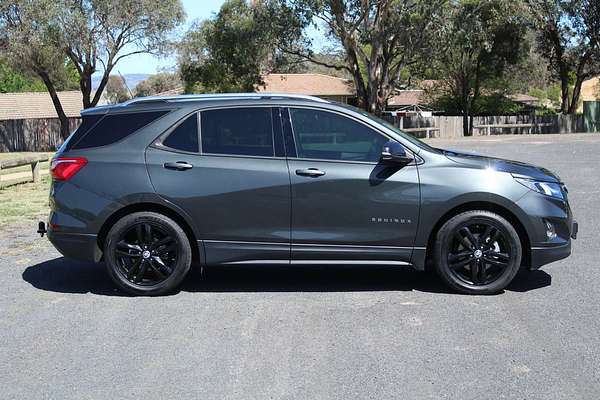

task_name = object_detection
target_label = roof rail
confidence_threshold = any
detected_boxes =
[122,92,330,106]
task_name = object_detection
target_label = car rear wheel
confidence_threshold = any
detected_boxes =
[434,210,522,295]
[105,212,192,296]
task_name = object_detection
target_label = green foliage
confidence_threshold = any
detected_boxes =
[179,0,305,93]
[527,0,600,113]
[135,72,182,97]
[0,61,46,93]
[428,0,528,130]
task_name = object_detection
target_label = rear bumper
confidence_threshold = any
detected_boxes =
[47,230,102,262]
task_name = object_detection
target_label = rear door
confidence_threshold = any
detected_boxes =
[146,106,291,265]
[284,107,420,263]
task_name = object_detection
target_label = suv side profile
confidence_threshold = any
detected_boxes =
[43,93,577,295]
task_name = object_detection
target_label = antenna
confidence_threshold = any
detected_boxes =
[118,70,134,99]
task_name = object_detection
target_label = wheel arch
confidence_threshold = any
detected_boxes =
[423,201,531,270]
[97,202,202,264]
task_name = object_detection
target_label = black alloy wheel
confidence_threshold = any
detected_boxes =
[115,222,177,286]
[105,212,192,296]
[434,210,522,294]
[448,223,511,285]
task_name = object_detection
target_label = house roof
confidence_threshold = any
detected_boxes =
[0,91,84,121]
[388,90,426,107]
[256,73,355,96]
[507,93,539,104]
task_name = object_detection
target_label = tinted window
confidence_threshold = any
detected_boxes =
[162,114,199,152]
[72,111,169,149]
[63,114,103,151]
[201,108,274,157]
[289,108,387,162]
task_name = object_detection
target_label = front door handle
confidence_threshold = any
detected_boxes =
[295,168,326,177]
[164,161,193,171]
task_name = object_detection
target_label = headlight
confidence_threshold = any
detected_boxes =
[513,177,565,200]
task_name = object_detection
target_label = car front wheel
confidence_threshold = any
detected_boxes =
[104,212,192,296]
[434,210,522,295]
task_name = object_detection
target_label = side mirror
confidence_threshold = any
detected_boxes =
[381,141,413,164]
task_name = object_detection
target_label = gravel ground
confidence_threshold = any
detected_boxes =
[1,134,598,399]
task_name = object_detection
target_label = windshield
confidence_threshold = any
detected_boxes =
[337,103,441,153]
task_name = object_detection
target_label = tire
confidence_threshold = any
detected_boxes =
[433,210,522,295]
[104,212,192,296]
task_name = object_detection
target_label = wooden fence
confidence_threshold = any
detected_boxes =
[0,154,50,188]
[0,117,80,152]
[386,114,588,139]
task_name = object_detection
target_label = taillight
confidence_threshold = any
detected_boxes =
[50,157,88,181]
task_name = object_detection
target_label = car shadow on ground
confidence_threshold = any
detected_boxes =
[22,257,552,296]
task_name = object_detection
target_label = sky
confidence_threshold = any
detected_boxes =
[114,0,228,75]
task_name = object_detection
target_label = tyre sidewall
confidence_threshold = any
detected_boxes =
[105,212,192,296]
[434,211,522,295]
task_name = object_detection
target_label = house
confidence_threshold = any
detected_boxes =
[256,73,356,103]
[156,73,357,104]
[0,91,86,152]
[579,77,599,112]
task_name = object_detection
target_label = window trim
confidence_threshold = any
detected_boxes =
[285,106,402,165]
[198,105,279,159]
[153,111,201,155]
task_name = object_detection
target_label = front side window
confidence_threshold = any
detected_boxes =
[162,114,199,152]
[200,108,274,157]
[289,108,387,162]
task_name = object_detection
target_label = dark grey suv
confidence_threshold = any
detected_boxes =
[41,93,577,295]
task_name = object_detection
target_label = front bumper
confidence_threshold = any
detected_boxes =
[529,219,577,270]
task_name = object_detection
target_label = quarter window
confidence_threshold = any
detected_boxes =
[200,108,274,157]
[162,114,199,152]
[289,108,387,162]
[71,111,169,149]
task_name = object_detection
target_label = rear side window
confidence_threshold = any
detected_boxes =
[71,111,169,149]
[63,114,103,151]
[162,114,199,152]
[200,108,274,157]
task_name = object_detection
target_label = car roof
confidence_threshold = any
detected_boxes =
[81,93,332,115]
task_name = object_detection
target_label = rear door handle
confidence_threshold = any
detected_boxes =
[295,168,326,177]
[163,161,193,171]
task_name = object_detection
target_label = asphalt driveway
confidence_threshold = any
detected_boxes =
[1,134,598,399]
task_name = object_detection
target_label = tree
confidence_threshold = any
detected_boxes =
[527,0,600,114]
[0,0,184,139]
[179,0,304,93]
[105,75,130,103]
[428,0,528,135]
[60,0,185,108]
[135,72,181,97]
[0,1,80,137]
[279,0,446,114]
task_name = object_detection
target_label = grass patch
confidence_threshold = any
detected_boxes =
[0,175,51,225]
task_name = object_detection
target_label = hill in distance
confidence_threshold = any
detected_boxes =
[91,73,150,91]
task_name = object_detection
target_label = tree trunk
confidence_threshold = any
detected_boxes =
[468,114,475,136]
[568,77,584,114]
[38,71,71,140]
[559,67,570,114]
[462,111,470,136]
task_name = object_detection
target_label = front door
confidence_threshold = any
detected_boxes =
[146,107,291,265]
[285,107,420,263]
